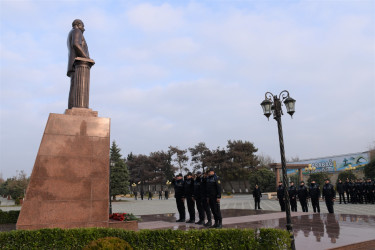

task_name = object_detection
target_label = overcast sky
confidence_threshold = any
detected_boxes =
[1,0,374,179]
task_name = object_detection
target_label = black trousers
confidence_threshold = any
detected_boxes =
[338,193,346,204]
[195,197,205,221]
[300,198,308,212]
[311,197,320,213]
[368,192,374,204]
[279,199,285,211]
[176,197,185,220]
[203,197,212,221]
[325,199,334,213]
[186,196,195,221]
[254,197,261,209]
[346,191,350,203]
[290,198,297,212]
[209,197,222,222]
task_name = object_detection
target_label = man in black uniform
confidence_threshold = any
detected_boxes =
[202,171,212,227]
[349,179,356,204]
[184,172,195,223]
[366,178,374,204]
[193,171,205,225]
[309,180,321,213]
[252,184,262,210]
[322,179,336,213]
[140,189,144,200]
[207,168,222,228]
[165,190,169,200]
[277,181,285,212]
[172,173,185,222]
[288,182,297,212]
[344,179,350,203]
[356,179,364,204]
[298,181,309,212]
[336,179,346,204]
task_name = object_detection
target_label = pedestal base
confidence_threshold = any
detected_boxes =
[16,109,111,230]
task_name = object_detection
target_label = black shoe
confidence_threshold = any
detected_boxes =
[258,207,261,210]
[216,220,222,229]
[176,219,185,222]
[186,219,195,223]
[209,221,218,228]
[204,221,212,227]
[195,220,204,225]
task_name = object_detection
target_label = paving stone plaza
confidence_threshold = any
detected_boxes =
[1,195,375,249]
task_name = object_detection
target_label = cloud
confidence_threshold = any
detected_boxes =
[127,3,184,32]
[1,1,374,179]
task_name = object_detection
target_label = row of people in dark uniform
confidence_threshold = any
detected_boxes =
[336,178,375,204]
[172,168,222,228]
[133,190,170,200]
[277,179,337,213]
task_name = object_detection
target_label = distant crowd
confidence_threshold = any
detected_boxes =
[272,178,375,214]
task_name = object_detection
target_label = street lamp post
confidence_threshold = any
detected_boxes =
[109,160,115,215]
[345,164,356,172]
[305,164,316,177]
[261,90,296,250]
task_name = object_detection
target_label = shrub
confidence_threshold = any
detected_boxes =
[0,228,291,249]
[0,210,20,224]
[84,237,133,250]
[336,171,357,185]
[364,159,375,179]
[307,172,330,189]
[249,168,276,192]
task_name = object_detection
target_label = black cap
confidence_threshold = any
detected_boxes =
[187,172,193,176]
[300,181,304,183]
[196,171,202,175]
[177,173,182,177]
[209,168,214,172]
[325,178,330,181]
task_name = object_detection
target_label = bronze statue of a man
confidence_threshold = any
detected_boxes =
[67,19,94,109]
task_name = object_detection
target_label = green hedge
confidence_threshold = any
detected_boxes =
[0,210,20,224]
[0,228,291,249]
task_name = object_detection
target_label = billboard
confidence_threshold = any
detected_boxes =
[287,151,370,175]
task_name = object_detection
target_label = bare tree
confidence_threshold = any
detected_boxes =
[189,142,211,173]
[168,146,189,175]
[257,153,275,168]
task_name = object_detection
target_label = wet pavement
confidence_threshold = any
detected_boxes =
[138,209,375,250]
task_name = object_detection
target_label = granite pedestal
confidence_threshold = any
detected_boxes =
[17,108,111,230]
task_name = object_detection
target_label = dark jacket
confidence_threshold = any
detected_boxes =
[298,185,309,199]
[253,187,262,198]
[193,176,202,199]
[288,185,297,199]
[336,182,345,193]
[206,174,221,199]
[201,176,208,198]
[277,185,285,199]
[184,177,194,197]
[322,183,336,200]
[172,178,185,198]
[309,183,321,199]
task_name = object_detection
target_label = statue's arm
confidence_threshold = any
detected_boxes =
[72,29,89,58]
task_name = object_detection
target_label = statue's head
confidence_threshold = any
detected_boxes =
[72,19,85,33]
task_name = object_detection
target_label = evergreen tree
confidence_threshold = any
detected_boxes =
[110,141,130,200]
[189,142,211,173]
[364,159,375,179]
[248,167,276,192]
